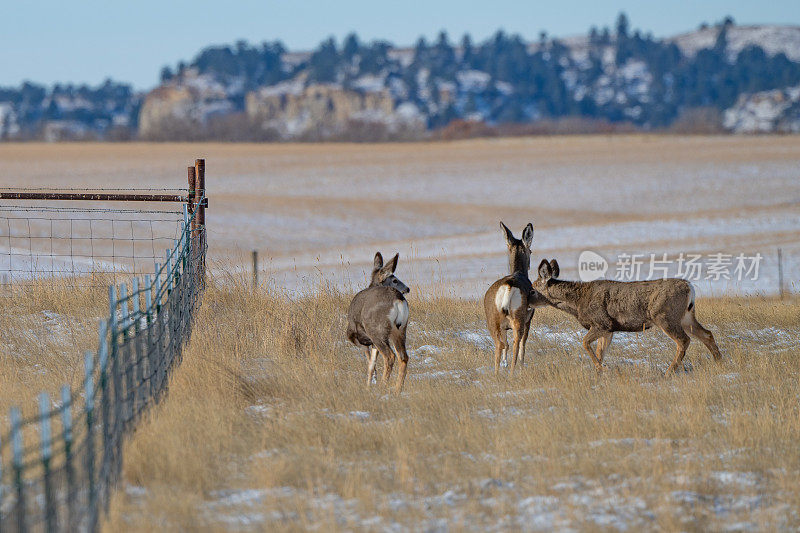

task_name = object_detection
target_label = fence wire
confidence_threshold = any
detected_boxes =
[0,203,184,291]
[0,189,206,532]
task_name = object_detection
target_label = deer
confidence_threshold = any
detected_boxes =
[346,252,411,392]
[483,222,544,375]
[531,258,723,374]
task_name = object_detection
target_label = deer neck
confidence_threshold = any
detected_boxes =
[509,249,530,278]
[545,280,585,318]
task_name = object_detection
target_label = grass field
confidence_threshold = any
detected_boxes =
[0,136,799,530]
[95,276,799,531]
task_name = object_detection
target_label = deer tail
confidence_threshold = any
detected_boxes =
[495,284,521,314]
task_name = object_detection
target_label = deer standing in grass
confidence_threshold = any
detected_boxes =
[346,252,411,392]
[531,259,722,373]
[484,222,543,375]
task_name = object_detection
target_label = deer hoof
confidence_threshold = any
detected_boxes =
[500,359,508,368]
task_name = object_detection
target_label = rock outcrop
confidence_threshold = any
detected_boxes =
[723,86,800,133]
[245,81,424,139]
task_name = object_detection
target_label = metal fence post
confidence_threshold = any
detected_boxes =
[119,283,132,429]
[777,248,784,300]
[103,284,116,514]
[61,384,75,530]
[112,284,125,486]
[39,393,57,532]
[10,407,26,533]
[84,350,98,533]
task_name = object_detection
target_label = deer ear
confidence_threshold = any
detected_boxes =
[373,252,383,271]
[500,221,515,246]
[538,259,552,279]
[549,259,560,278]
[522,223,533,248]
[384,253,399,274]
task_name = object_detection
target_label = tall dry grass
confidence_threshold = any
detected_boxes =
[97,273,800,531]
[0,277,112,417]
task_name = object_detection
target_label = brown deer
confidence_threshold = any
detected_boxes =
[531,259,722,373]
[346,252,411,392]
[483,222,543,375]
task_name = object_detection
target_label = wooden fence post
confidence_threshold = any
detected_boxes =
[188,166,197,243]
[195,158,206,284]
[195,158,205,231]
[252,250,258,290]
[777,248,784,300]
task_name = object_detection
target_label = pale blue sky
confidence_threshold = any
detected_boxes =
[3,1,799,90]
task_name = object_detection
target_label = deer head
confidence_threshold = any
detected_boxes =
[369,252,410,294]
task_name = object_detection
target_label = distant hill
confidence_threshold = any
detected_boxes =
[2,15,800,141]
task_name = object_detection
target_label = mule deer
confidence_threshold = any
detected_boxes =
[346,252,411,392]
[483,222,544,375]
[531,259,722,373]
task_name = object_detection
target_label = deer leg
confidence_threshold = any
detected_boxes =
[500,328,509,368]
[509,320,523,376]
[682,311,722,361]
[595,332,613,365]
[658,321,691,374]
[366,347,378,386]
[582,328,605,373]
[519,317,532,366]
[391,326,409,393]
[373,340,395,385]
[492,325,507,375]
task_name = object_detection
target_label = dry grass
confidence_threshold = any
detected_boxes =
[99,273,800,531]
[0,277,111,416]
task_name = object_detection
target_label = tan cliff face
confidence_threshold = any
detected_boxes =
[137,86,196,139]
[138,78,424,140]
[245,83,399,137]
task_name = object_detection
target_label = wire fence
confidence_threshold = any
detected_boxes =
[0,204,185,291]
[0,160,207,532]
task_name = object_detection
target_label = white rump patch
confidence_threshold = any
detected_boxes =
[388,299,409,328]
[495,285,522,314]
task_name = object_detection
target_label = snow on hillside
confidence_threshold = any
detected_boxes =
[671,25,800,61]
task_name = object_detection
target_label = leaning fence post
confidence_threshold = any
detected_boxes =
[131,277,144,418]
[39,393,57,532]
[61,384,75,530]
[111,284,125,486]
[10,408,25,533]
[84,350,99,533]
[104,284,117,514]
[148,270,158,399]
[118,283,132,430]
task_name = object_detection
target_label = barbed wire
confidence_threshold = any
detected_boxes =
[0,187,189,192]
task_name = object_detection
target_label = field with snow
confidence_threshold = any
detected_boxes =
[1,136,797,297]
[0,137,799,530]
